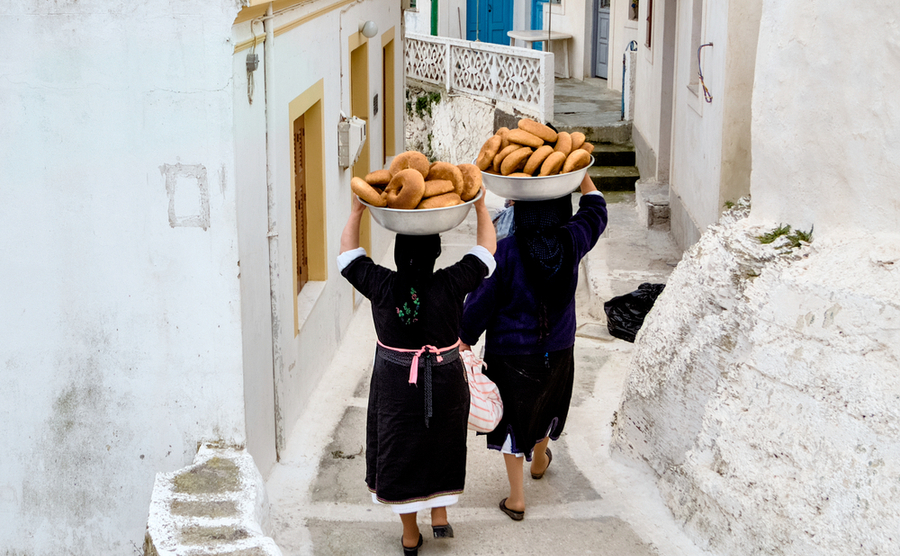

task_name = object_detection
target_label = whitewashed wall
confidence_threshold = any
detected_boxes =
[232,1,399,463]
[614,1,900,553]
[749,0,900,239]
[631,0,674,182]
[0,2,245,554]
[606,0,639,92]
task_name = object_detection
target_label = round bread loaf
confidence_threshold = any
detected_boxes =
[518,118,558,143]
[426,161,464,196]
[539,151,567,176]
[423,179,455,198]
[523,145,555,175]
[457,163,482,201]
[416,192,463,209]
[562,149,592,174]
[365,169,392,186]
[476,135,502,171]
[553,131,573,156]
[385,168,426,209]
[351,176,387,207]
[389,151,430,179]
[501,146,533,175]
[507,128,544,149]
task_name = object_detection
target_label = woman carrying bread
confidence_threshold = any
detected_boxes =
[337,188,496,555]
[459,173,607,521]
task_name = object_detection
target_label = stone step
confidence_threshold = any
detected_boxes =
[554,121,633,146]
[590,142,636,167]
[588,165,640,191]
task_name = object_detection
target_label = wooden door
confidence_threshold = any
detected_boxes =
[467,0,512,44]
[595,1,610,78]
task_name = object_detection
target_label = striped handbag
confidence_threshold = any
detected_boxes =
[461,349,503,433]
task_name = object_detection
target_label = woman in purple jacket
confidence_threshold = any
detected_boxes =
[459,174,607,521]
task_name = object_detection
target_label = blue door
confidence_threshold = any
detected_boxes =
[466,0,513,45]
[530,0,547,50]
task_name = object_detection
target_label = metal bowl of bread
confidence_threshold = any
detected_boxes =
[360,189,483,235]
[473,119,595,201]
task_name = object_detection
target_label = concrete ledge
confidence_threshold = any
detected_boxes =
[145,445,282,556]
[635,179,670,230]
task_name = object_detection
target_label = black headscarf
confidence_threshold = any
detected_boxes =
[513,195,576,339]
[393,234,441,327]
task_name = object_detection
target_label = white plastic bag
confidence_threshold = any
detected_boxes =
[462,350,503,433]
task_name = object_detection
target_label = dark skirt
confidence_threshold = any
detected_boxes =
[483,347,575,461]
[366,345,470,505]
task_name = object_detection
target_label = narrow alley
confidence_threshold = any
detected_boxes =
[264,189,707,555]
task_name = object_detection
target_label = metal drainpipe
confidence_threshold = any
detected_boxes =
[263,4,285,457]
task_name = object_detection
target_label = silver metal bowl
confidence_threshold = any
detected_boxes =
[478,156,594,201]
[359,189,483,235]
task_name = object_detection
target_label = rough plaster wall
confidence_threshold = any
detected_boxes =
[750,0,900,239]
[0,1,245,554]
[613,203,900,555]
[404,86,500,164]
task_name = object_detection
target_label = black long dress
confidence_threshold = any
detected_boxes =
[341,247,488,508]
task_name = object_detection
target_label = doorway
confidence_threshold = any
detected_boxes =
[594,0,610,78]
[466,0,513,44]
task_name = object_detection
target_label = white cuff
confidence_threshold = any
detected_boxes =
[585,190,603,197]
[336,247,366,272]
[468,245,496,277]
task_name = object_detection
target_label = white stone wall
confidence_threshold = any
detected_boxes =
[232,2,399,469]
[749,0,900,239]
[0,2,245,553]
[613,204,900,555]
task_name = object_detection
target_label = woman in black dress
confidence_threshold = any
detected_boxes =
[337,191,495,554]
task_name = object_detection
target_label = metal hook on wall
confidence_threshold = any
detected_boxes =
[698,42,713,103]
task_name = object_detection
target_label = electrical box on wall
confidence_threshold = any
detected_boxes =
[338,114,367,169]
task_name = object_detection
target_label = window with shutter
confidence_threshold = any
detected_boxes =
[293,116,309,292]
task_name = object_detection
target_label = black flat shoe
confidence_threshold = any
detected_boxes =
[402,533,423,555]
[531,448,553,480]
[432,523,454,538]
[499,497,524,521]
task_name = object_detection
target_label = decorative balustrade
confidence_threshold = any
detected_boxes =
[405,33,554,122]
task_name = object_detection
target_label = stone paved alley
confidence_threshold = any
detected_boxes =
[264,190,712,556]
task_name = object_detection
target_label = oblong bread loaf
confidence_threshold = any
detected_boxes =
[365,169,392,186]
[351,176,387,207]
[423,179,455,198]
[570,131,586,151]
[476,135,502,171]
[578,141,595,154]
[523,145,555,175]
[492,144,521,174]
[507,129,544,149]
[553,131,572,156]
[496,127,511,150]
[501,146,533,176]
[426,161,464,196]
[416,192,463,209]
[457,163,482,201]
[518,118,558,143]
[562,149,592,174]
[539,151,567,176]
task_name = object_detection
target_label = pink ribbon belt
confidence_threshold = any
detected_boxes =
[376,339,462,428]
[377,339,461,384]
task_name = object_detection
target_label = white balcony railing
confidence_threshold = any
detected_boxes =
[405,33,554,122]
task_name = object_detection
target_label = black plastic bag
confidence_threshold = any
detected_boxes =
[603,283,666,342]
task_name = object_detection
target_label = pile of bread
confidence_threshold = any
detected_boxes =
[352,151,482,210]
[476,118,595,177]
